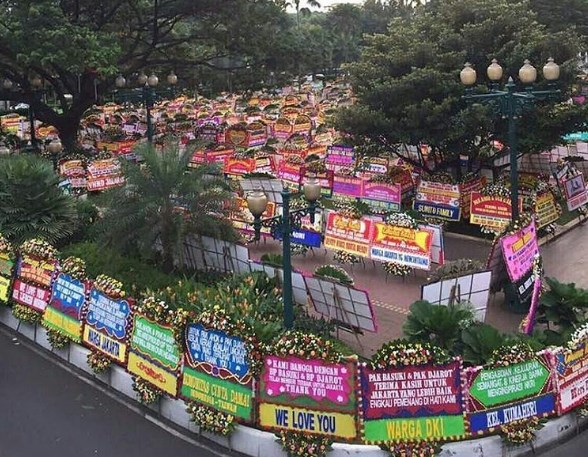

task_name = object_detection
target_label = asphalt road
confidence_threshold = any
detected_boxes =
[0,329,231,457]
[540,429,588,456]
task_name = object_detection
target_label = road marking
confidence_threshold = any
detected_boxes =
[372,300,410,315]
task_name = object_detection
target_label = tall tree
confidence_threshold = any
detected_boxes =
[95,144,235,273]
[0,0,287,150]
[337,0,585,173]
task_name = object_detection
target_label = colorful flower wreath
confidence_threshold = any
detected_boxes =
[12,303,43,324]
[186,403,236,436]
[488,342,535,368]
[44,328,71,349]
[499,417,543,446]
[314,264,354,286]
[278,431,333,457]
[20,238,58,261]
[380,440,440,457]
[370,340,451,370]
[567,322,588,350]
[382,262,412,277]
[136,295,189,345]
[60,256,87,281]
[93,274,126,299]
[273,331,342,364]
[333,250,360,265]
[384,212,419,229]
[192,306,264,376]
[498,213,534,238]
[87,351,112,374]
[132,376,163,405]
[333,201,363,219]
[481,182,510,200]
[0,233,14,259]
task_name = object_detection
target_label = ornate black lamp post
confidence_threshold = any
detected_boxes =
[246,178,321,329]
[460,58,561,222]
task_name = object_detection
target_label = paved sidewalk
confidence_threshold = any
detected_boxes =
[249,222,585,357]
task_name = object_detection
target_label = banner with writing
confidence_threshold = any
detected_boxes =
[466,355,553,413]
[470,192,517,230]
[360,360,465,442]
[552,341,588,414]
[182,323,254,422]
[17,254,55,288]
[82,287,133,364]
[43,273,88,341]
[128,315,181,396]
[87,159,124,191]
[535,192,559,228]
[500,220,539,283]
[258,355,358,439]
[12,279,51,312]
[562,174,588,211]
[324,212,374,258]
[459,177,486,219]
[413,181,461,221]
[369,223,434,270]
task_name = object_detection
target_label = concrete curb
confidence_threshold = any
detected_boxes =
[0,311,586,457]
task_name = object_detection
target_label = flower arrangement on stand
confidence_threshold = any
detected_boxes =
[87,351,112,374]
[185,306,263,435]
[314,265,354,286]
[371,340,451,369]
[273,332,341,456]
[186,403,236,436]
[278,431,333,457]
[12,303,43,324]
[382,262,412,278]
[380,440,440,457]
[135,295,189,347]
[489,342,535,367]
[43,257,87,349]
[499,417,543,446]
[132,376,163,405]
[20,238,58,260]
[333,250,360,265]
[0,233,14,259]
[93,274,126,299]
[384,212,419,229]
[370,341,448,456]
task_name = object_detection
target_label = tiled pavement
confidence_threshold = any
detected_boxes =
[248,224,586,357]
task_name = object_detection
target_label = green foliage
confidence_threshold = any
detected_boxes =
[293,308,335,339]
[338,0,583,172]
[314,265,354,286]
[0,155,78,244]
[428,259,485,282]
[460,323,506,366]
[537,277,588,339]
[94,144,236,273]
[261,253,285,268]
[403,300,475,353]
[61,242,180,295]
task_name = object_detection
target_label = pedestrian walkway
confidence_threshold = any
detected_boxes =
[249,225,581,357]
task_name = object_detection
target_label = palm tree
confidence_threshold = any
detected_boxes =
[95,143,236,273]
[284,0,321,27]
[0,154,78,244]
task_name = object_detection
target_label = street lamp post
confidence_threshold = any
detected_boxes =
[27,75,43,152]
[114,71,178,144]
[460,58,561,223]
[47,138,63,171]
[246,178,322,329]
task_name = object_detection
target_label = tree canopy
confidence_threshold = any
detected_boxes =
[336,0,587,173]
[0,0,288,148]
